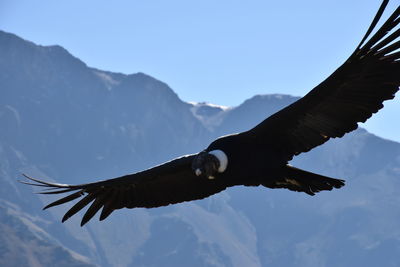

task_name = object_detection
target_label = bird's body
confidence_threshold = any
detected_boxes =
[23,0,400,226]
[206,134,283,184]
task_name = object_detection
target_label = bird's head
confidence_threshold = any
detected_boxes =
[192,150,228,179]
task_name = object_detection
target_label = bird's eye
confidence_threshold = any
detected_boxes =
[195,168,202,176]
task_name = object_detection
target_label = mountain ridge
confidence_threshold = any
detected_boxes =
[1,30,400,267]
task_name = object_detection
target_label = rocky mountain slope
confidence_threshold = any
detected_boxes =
[1,30,399,267]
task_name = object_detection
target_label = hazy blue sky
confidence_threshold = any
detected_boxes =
[1,0,399,142]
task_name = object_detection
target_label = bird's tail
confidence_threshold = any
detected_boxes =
[263,165,345,195]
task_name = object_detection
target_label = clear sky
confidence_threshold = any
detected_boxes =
[1,0,399,142]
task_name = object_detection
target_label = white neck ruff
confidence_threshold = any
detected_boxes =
[209,150,228,173]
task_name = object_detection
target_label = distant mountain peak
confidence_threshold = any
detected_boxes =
[92,70,121,90]
[244,93,299,103]
[0,30,34,46]
[189,102,232,131]
[189,101,230,111]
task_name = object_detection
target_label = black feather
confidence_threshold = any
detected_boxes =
[80,190,112,226]
[62,191,100,223]
[44,190,85,210]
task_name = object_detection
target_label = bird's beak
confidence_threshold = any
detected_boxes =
[195,169,202,176]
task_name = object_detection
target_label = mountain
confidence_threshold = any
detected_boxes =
[1,30,400,267]
[0,201,94,267]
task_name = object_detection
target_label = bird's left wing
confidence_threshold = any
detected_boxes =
[245,1,400,160]
[21,154,228,226]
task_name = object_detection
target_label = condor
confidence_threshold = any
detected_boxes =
[23,1,399,226]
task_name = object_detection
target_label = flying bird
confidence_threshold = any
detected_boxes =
[23,1,400,226]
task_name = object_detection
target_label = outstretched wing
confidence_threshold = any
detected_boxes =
[246,1,400,160]
[22,154,228,226]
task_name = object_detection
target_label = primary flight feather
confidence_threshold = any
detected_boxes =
[23,1,400,226]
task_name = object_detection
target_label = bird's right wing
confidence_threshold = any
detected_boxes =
[244,1,400,161]
[21,154,228,226]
